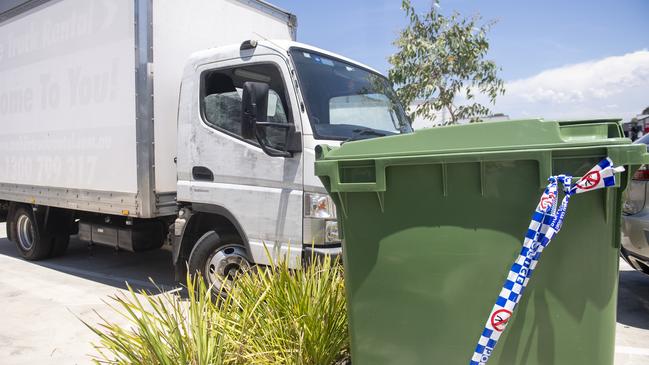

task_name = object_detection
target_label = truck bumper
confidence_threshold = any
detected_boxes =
[302,244,342,266]
[621,210,649,273]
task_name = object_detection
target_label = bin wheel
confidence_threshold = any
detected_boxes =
[12,206,53,261]
[188,231,250,294]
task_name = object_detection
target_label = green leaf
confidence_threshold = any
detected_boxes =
[388,0,505,125]
[85,253,349,365]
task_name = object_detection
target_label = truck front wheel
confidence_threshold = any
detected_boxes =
[188,231,250,293]
[13,206,53,260]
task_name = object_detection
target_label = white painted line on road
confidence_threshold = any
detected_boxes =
[616,346,649,356]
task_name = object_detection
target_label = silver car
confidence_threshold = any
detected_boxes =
[621,134,649,274]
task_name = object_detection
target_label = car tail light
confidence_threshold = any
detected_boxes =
[633,165,649,181]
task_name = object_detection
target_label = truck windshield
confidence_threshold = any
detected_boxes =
[290,49,412,141]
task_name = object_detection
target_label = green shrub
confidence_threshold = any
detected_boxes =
[85,254,349,365]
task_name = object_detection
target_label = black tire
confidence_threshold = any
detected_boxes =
[187,231,249,293]
[46,208,74,258]
[49,235,70,258]
[620,247,649,276]
[12,206,53,261]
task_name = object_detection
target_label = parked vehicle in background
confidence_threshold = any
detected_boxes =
[0,0,412,291]
[622,134,649,275]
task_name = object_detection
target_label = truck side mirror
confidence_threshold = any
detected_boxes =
[241,81,269,140]
[241,81,302,158]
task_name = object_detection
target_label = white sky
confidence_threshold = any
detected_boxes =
[491,50,649,122]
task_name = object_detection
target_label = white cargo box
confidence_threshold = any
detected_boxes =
[0,0,296,218]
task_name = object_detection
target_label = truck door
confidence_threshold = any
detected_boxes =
[186,54,303,266]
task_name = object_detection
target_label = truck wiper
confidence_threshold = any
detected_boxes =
[344,128,388,142]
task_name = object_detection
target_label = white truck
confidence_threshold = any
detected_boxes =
[0,0,412,289]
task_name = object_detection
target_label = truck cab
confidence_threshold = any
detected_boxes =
[0,0,410,291]
[173,40,412,288]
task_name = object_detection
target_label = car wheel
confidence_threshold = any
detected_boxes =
[12,206,53,261]
[188,231,250,294]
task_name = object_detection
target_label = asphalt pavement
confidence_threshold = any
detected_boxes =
[0,222,176,364]
[0,222,648,364]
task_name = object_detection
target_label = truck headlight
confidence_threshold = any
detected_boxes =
[304,192,336,219]
[303,193,340,245]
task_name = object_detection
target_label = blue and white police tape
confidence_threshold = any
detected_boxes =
[469,157,624,365]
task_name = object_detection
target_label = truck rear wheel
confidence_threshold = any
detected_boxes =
[13,206,53,260]
[49,235,70,258]
[188,231,250,294]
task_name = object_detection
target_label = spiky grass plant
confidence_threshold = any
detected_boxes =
[85,254,349,365]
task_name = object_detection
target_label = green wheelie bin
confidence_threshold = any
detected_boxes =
[315,118,648,365]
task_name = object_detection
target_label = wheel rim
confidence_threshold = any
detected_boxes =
[205,244,250,291]
[16,214,35,251]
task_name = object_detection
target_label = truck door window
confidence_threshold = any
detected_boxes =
[201,64,290,144]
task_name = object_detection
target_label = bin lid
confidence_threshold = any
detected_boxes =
[316,118,629,161]
[315,118,649,193]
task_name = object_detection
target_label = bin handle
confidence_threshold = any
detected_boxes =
[318,150,554,193]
